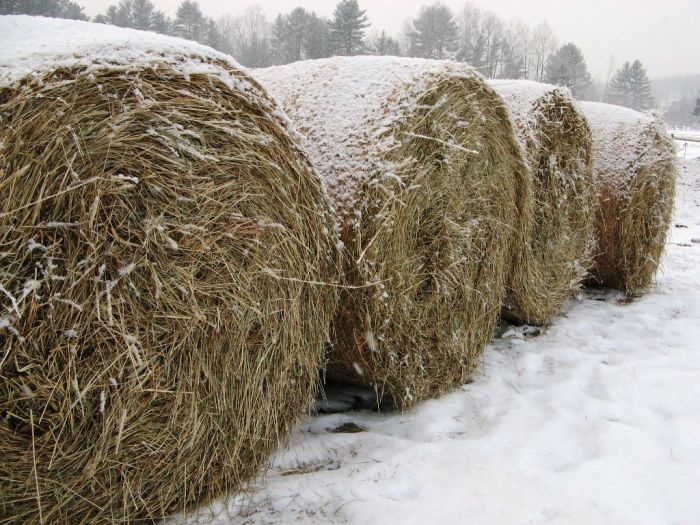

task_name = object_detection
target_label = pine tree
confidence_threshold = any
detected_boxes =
[304,14,332,60]
[330,0,369,56]
[129,0,156,31]
[628,60,655,111]
[272,8,309,64]
[94,0,165,32]
[151,10,171,34]
[173,0,208,43]
[276,12,297,63]
[371,31,401,56]
[204,17,224,51]
[411,2,457,59]
[608,60,655,110]
[608,62,633,106]
[1,0,88,20]
[544,43,592,98]
[272,8,332,64]
[500,47,526,79]
[55,0,86,20]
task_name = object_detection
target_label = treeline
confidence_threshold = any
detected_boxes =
[1,0,656,110]
[0,0,88,20]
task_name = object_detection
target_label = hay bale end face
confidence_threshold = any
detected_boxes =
[491,80,595,325]
[255,57,530,408]
[0,16,339,523]
[580,101,676,293]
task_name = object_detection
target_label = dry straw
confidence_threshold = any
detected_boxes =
[0,18,339,524]
[491,81,595,325]
[255,57,530,408]
[580,102,676,293]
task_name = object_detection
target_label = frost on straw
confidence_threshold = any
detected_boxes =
[581,101,676,293]
[256,57,530,408]
[491,80,595,325]
[0,18,339,524]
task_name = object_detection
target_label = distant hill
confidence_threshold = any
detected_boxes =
[652,74,700,103]
[652,74,700,126]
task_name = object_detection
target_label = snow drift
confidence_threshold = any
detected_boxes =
[0,16,339,524]
[491,80,595,325]
[255,57,530,408]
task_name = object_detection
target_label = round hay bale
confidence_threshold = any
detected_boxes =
[0,16,339,523]
[255,57,530,408]
[491,80,595,325]
[580,101,676,293]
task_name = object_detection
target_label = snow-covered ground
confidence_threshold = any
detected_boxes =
[169,158,700,525]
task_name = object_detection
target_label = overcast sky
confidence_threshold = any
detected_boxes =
[79,0,700,80]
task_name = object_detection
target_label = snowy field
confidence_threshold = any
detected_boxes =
[170,158,700,525]
[672,129,700,160]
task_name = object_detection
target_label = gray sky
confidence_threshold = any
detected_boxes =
[79,0,700,80]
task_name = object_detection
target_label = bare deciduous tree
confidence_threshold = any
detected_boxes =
[218,6,273,68]
[528,21,557,82]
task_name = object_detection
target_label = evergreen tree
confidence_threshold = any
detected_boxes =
[608,60,655,110]
[94,5,127,26]
[499,45,526,79]
[330,0,369,56]
[411,2,457,59]
[130,0,156,30]
[1,0,88,20]
[151,10,171,34]
[400,18,420,57]
[173,0,208,43]
[304,14,332,59]
[271,8,332,64]
[370,31,401,56]
[204,17,224,51]
[628,59,655,110]
[94,0,167,32]
[272,9,305,64]
[608,61,633,106]
[544,43,592,98]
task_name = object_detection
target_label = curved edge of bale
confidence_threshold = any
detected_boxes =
[0,22,340,524]
[492,81,595,325]
[323,67,531,408]
[581,101,677,293]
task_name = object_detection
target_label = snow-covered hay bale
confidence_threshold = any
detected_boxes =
[0,16,339,523]
[255,57,529,408]
[491,81,594,324]
[580,102,676,292]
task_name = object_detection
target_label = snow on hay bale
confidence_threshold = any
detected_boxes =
[491,80,595,325]
[0,16,339,523]
[580,101,676,293]
[255,57,529,407]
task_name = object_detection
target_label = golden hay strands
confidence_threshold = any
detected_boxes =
[580,102,676,293]
[255,57,530,408]
[491,81,595,325]
[0,24,339,525]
